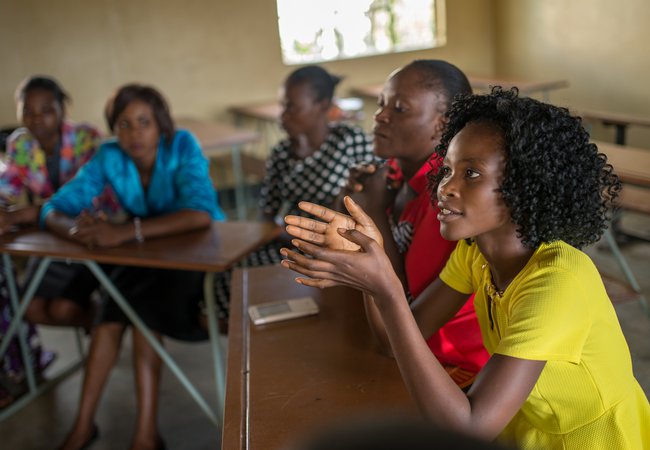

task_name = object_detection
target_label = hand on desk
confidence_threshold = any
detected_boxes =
[0,210,14,234]
[68,211,128,248]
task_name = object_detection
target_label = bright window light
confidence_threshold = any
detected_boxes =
[276,0,446,65]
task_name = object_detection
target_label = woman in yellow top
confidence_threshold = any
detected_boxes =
[280,88,649,448]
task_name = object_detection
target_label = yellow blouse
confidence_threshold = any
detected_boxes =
[440,240,649,449]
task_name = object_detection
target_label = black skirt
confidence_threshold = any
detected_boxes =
[24,259,207,342]
[99,266,207,342]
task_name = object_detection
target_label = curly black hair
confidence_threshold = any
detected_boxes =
[428,87,621,249]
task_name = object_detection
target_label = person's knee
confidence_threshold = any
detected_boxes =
[48,299,83,325]
[24,297,48,323]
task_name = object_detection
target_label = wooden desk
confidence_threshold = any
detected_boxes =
[223,265,415,450]
[177,118,260,220]
[229,99,364,125]
[0,222,281,424]
[0,222,279,271]
[352,76,569,102]
[581,110,650,146]
[229,103,281,124]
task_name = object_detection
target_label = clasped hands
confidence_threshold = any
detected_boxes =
[280,196,398,297]
[68,211,123,248]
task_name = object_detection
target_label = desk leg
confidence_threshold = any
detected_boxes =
[83,261,220,425]
[604,229,650,317]
[0,256,84,422]
[232,144,247,220]
[0,255,52,384]
[203,272,225,416]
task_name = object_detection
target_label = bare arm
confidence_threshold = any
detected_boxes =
[334,165,407,290]
[281,226,545,439]
[0,205,41,233]
[285,198,463,355]
[45,209,211,248]
[364,276,469,356]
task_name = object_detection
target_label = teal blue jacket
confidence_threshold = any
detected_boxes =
[40,129,224,225]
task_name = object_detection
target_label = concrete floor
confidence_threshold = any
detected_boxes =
[1,213,649,450]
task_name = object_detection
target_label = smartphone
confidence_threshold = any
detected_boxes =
[248,297,319,325]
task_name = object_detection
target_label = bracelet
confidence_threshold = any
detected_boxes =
[133,217,144,243]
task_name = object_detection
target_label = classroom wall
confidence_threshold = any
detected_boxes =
[0,0,495,132]
[494,0,650,148]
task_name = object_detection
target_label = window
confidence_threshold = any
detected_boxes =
[276,0,446,65]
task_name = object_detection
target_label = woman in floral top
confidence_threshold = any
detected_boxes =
[0,76,101,408]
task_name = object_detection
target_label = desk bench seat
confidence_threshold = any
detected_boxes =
[619,184,650,216]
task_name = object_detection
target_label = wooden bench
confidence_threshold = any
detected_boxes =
[581,110,650,146]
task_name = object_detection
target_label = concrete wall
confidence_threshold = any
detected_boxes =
[495,0,650,147]
[0,0,495,132]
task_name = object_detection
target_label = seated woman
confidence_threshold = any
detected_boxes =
[212,65,375,325]
[45,84,224,450]
[0,75,102,407]
[334,60,488,386]
[282,88,649,448]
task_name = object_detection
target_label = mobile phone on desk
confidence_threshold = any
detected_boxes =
[248,297,319,325]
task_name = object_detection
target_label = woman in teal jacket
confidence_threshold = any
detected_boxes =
[45,84,223,450]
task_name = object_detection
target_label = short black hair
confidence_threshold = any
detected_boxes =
[106,84,175,142]
[15,75,70,110]
[428,87,621,249]
[285,65,342,103]
[402,60,472,111]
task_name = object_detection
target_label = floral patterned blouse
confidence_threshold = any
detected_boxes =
[0,120,101,206]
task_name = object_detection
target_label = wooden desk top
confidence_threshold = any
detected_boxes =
[351,76,569,100]
[594,140,650,187]
[229,99,363,124]
[223,265,415,450]
[579,110,650,128]
[0,221,280,272]
[228,102,281,123]
[176,118,260,153]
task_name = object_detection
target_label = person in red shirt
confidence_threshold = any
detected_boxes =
[310,60,488,386]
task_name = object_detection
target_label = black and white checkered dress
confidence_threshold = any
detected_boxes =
[213,123,376,319]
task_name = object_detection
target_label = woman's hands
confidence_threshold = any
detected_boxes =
[336,163,400,213]
[285,196,384,251]
[281,197,402,300]
[343,163,380,194]
[0,210,15,234]
[68,211,129,248]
